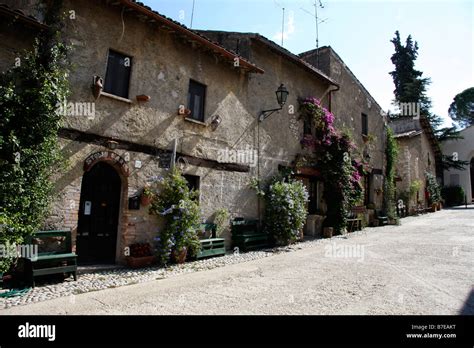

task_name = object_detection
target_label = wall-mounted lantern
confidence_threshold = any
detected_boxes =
[259,84,289,122]
[106,140,119,150]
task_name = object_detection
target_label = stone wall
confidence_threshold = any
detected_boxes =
[30,1,331,262]
[300,47,387,209]
[442,126,474,203]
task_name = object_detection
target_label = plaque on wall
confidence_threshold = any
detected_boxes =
[158,153,173,169]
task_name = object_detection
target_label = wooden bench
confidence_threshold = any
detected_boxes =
[231,218,268,251]
[196,223,226,260]
[24,230,77,288]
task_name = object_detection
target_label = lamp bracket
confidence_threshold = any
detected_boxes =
[259,107,283,122]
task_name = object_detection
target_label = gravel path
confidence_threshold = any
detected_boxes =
[1,207,473,315]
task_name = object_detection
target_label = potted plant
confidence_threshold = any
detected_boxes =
[213,208,229,238]
[141,186,154,206]
[149,168,202,265]
[126,243,156,268]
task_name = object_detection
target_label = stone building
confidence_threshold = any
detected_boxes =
[299,46,387,213]
[389,117,440,210]
[1,0,341,263]
[442,126,474,204]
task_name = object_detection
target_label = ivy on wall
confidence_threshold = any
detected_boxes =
[0,0,70,272]
[384,127,399,220]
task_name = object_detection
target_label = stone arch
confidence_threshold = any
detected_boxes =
[80,151,129,264]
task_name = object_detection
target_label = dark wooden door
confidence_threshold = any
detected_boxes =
[77,162,121,264]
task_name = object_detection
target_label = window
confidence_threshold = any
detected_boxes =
[187,80,206,122]
[361,113,368,136]
[104,50,132,99]
[183,174,200,193]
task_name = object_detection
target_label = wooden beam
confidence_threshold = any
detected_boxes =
[58,128,250,173]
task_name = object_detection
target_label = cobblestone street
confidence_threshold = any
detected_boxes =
[2,208,473,315]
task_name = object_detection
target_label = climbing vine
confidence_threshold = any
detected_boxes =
[0,0,70,272]
[384,127,399,219]
[299,98,363,234]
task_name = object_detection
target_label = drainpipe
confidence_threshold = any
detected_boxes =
[326,85,340,113]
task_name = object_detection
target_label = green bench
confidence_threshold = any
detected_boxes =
[196,223,226,260]
[231,218,268,251]
[25,230,77,288]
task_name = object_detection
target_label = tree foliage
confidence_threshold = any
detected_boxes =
[449,87,474,128]
[389,30,462,172]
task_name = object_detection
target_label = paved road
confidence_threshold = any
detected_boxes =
[3,208,474,315]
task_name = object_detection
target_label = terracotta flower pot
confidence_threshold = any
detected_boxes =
[126,255,156,269]
[141,195,153,206]
[171,247,188,264]
[323,227,333,238]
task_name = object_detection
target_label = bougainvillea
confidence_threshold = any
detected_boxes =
[299,98,363,233]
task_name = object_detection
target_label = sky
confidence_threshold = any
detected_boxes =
[142,0,473,127]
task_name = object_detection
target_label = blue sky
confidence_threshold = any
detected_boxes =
[143,0,473,126]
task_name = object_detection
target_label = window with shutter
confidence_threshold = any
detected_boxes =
[104,50,132,99]
[187,80,206,122]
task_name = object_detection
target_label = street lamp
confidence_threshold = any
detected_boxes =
[259,84,289,122]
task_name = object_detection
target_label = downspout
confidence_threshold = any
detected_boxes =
[325,85,340,113]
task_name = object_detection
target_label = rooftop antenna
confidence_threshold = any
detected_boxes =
[300,0,327,68]
[281,7,285,46]
[190,0,196,28]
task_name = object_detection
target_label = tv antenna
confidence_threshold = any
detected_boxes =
[190,0,196,28]
[300,0,328,68]
[281,7,285,46]
[273,0,286,47]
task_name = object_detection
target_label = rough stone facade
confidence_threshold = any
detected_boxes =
[390,118,438,210]
[442,126,474,203]
[299,46,387,211]
[1,0,337,263]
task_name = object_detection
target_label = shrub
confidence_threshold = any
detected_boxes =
[149,168,201,264]
[213,208,229,238]
[425,172,442,205]
[442,186,465,206]
[264,178,309,246]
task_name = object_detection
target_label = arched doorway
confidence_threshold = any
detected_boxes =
[471,158,474,202]
[77,162,122,264]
